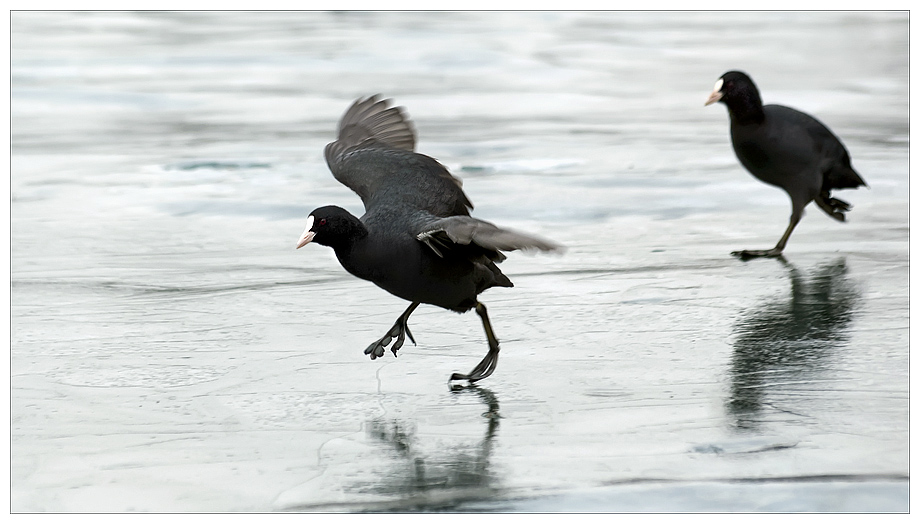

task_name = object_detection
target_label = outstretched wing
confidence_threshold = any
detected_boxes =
[324,94,415,160]
[324,95,472,217]
[417,215,563,261]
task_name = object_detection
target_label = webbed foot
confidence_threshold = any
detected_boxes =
[364,302,419,360]
[364,319,415,359]
[731,248,784,259]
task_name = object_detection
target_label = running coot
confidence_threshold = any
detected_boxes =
[705,71,867,258]
[296,95,562,383]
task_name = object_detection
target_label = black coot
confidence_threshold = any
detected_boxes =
[296,95,562,383]
[705,71,867,258]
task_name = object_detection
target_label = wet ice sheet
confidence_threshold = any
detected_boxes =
[10,11,909,512]
[458,480,909,513]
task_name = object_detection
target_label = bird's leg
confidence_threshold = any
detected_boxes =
[449,302,501,384]
[732,206,803,259]
[364,302,419,360]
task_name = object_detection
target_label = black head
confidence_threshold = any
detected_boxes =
[295,205,367,250]
[705,71,764,122]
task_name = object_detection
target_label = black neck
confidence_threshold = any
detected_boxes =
[726,92,765,125]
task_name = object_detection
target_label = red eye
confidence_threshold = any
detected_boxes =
[319,218,327,226]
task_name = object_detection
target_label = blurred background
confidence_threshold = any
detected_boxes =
[11,11,908,512]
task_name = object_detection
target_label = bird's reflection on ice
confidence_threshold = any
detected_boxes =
[727,258,860,431]
[353,386,502,510]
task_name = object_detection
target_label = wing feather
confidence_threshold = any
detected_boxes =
[324,95,471,216]
[417,216,563,261]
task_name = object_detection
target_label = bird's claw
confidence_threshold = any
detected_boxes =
[731,249,782,259]
[448,370,485,384]
[826,197,852,212]
[363,338,388,360]
[363,319,415,360]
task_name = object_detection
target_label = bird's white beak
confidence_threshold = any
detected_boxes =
[704,78,723,106]
[295,215,315,249]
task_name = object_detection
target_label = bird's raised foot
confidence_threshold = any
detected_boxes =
[363,337,388,360]
[731,248,783,260]
[826,197,852,213]
[363,319,415,360]
[816,195,851,222]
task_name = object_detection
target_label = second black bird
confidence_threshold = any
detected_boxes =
[706,71,867,258]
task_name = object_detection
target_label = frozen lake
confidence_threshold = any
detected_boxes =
[10,11,909,512]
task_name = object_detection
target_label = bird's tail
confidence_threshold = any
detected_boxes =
[824,163,867,191]
[486,261,514,289]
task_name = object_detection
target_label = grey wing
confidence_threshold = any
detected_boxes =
[325,94,416,162]
[323,95,471,215]
[417,215,564,261]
